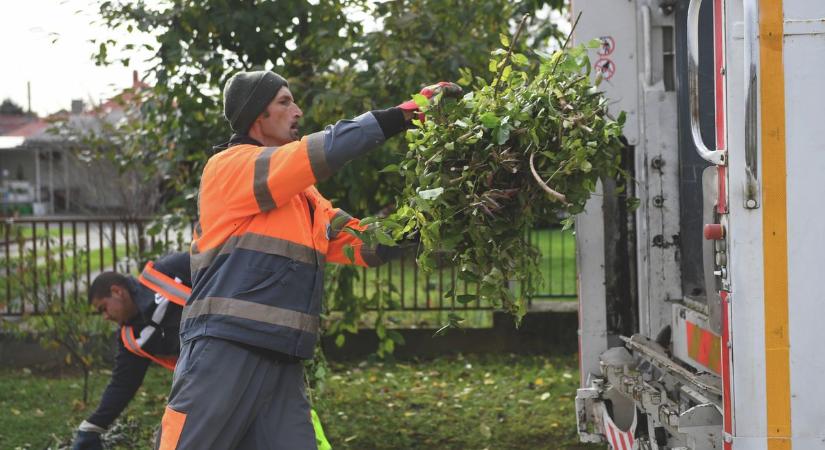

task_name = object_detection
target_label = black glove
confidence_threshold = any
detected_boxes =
[72,430,103,450]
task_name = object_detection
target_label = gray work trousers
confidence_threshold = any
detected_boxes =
[155,337,317,450]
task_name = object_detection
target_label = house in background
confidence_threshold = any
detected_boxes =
[0,72,154,217]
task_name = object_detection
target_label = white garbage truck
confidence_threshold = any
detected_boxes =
[572,0,825,448]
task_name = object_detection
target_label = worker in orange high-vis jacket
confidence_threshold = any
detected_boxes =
[72,252,191,450]
[155,71,461,449]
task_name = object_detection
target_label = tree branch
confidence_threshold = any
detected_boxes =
[529,152,567,204]
[493,14,530,99]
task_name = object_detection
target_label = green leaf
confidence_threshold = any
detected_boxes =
[379,164,400,173]
[512,53,528,65]
[413,93,430,108]
[374,230,397,246]
[387,330,405,345]
[418,187,444,200]
[479,112,500,129]
[499,33,510,48]
[343,244,355,263]
[495,126,510,145]
[456,294,478,304]
[335,334,346,347]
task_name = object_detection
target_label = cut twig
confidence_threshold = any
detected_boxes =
[493,14,530,99]
[542,11,584,95]
[550,11,583,74]
[529,152,568,204]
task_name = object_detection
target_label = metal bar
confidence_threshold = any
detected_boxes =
[4,221,10,314]
[111,221,117,271]
[45,221,51,308]
[98,221,103,273]
[413,258,419,309]
[561,228,567,294]
[19,225,26,314]
[743,0,760,209]
[124,221,131,274]
[399,252,405,309]
[72,221,78,303]
[59,221,65,304]
[137,221,145,264]
[86,221,91,294]
[438,261,443,310]
[362,266,367,301]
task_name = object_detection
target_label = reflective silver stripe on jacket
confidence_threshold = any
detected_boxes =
[253,146,279,211]
[307,131,332,181]
[183,296,319,334]
[140,268,190,303]
[132,298,171,348]
[191,232,325,274]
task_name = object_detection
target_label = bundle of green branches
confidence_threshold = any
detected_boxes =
[351,27,626,320]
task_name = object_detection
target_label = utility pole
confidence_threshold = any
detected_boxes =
[27,81,32,115]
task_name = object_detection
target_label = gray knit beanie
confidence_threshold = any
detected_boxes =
[223,70,288,133]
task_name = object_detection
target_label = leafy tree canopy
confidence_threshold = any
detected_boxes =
[92,0,564,219]
[0,98,26,115]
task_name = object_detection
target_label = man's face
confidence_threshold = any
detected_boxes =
[92,285,138,326]
[257,87,303,146]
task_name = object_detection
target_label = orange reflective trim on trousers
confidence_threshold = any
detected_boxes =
[139,261,190,306]
[159,406,187,450]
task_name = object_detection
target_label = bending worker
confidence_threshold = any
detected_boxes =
[71,252,191,449]
[155,71,461,448]
[73,252,332,449]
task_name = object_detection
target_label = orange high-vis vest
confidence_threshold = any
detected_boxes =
[138,261,191,307]
[120,261,191,370]
[185,133,382,359]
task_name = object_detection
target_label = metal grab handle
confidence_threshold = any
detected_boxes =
[642,5,653,86]
[743,0,760,209]
[687,0,726,165]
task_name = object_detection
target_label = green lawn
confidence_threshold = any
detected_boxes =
[0,223,62,241]
[0,353,597,450]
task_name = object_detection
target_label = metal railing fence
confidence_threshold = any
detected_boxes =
[1,217,576,316]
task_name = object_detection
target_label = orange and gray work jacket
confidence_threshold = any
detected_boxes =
[185,107,409,359]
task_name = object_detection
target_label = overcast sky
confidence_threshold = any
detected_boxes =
[1,1,568,118]
[0,0,154,116]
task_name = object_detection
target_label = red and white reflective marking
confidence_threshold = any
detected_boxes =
[601,403,637,450]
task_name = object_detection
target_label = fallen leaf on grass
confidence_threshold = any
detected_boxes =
[10,408,20,415]
[33,409,44,417]
[480,423,492,439]
[344,435,358,442]
[540,392,551,401]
